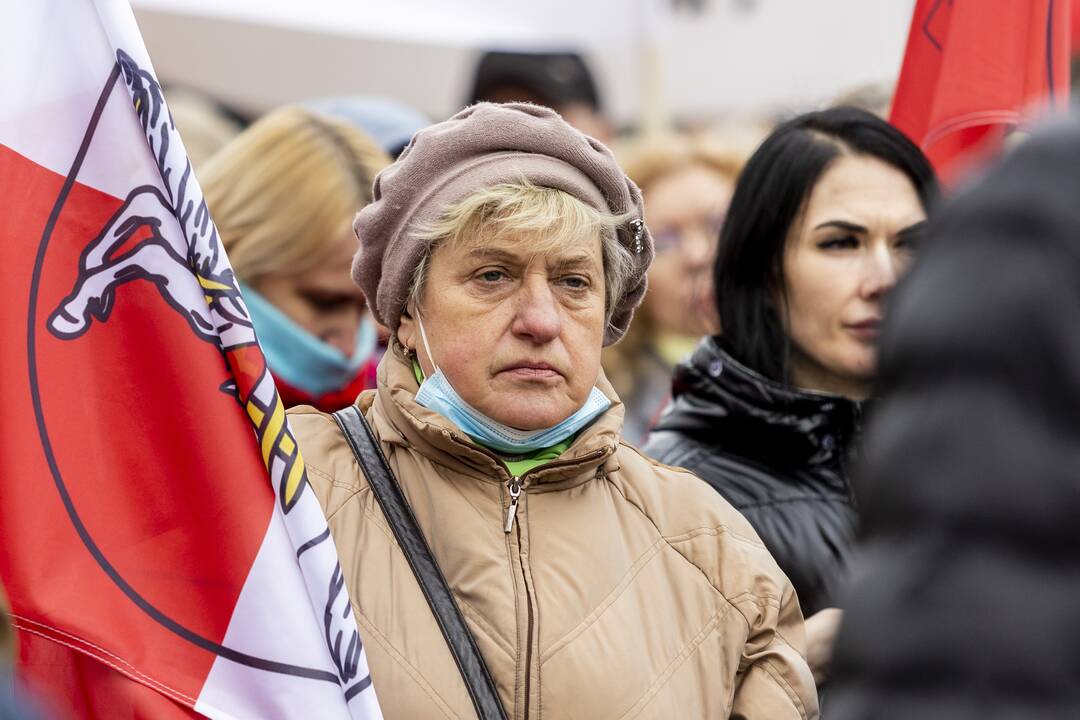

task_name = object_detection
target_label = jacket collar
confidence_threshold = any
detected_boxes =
[654,336,862,471]
[363,350,622,488]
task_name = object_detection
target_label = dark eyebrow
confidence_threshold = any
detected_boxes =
[814,220,868,233]
[896,220,928,239]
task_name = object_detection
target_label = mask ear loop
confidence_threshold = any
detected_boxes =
[415,311,439,375]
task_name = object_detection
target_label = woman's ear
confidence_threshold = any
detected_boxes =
[397,302,417,354]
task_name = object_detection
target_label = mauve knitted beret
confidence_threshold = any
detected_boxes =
[351,101,654,346]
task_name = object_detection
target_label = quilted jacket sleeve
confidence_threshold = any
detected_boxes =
[729,572,817,720]
[625,450,819,719]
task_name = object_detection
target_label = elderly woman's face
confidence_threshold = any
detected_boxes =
[399,231,607,430]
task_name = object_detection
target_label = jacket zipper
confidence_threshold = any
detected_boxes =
[519,524,535,720]
[503,475,534,719]
[504,476,521,533]
[498,450,608,717]
[501,446,609,535]
[502,446,607,532]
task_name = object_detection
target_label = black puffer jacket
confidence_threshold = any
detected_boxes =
[643,336,860,617]
[829,118,1080,719]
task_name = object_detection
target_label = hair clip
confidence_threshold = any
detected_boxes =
[629,219,645,254]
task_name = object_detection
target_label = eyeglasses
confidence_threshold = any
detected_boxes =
[651,211,727,253]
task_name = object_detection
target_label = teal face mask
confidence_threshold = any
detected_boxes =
[239,282,376,396]
[412,313,610,454]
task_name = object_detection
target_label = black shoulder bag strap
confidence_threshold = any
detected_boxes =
[332,405,508,720]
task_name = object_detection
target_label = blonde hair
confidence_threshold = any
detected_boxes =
[604,131,752,400]
[167,88,242,171]
[409,180,634,334]
[618,131,746,191]
[200,105,390,282]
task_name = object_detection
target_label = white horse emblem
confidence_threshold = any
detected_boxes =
[39,47,372,706]
[46,50,308,510]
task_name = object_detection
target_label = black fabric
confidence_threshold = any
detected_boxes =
[643,336,860,616]
[333,406,507,720]
[828,118,1080,719]
[468,51,602,110]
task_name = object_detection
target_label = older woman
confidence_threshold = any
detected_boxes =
[289,103,817,719]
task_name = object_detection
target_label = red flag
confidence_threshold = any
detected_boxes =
[1073,0,1080,46]
[890,0,1071,183]
[0,2,381,717]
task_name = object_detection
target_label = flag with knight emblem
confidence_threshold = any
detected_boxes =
[0,2,382,717]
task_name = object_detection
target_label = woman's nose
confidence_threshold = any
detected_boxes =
[327,327,357,357]
[323,308,363,357]
[511,276,562,343]
[860,244,900,299]
[682,226,714,269]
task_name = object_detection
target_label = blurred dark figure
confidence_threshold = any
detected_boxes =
[829,117,1080,718]
[468,50,613,143]
[644,107,938,687]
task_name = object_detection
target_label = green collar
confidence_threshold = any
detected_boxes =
[501,439,573,476]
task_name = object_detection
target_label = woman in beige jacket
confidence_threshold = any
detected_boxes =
[289,102,818,720]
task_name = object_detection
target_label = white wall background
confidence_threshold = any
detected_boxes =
[131,0,917,126]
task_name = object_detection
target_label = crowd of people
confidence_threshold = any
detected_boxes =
[4,45,1077,719]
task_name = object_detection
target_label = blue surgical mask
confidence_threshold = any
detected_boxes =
[412,313,610,454]
[239,282,376,396]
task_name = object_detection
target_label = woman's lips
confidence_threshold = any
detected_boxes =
[847,319,881,342]
[500,363,562,381]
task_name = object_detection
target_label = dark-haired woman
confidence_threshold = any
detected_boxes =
[644,106,938,687]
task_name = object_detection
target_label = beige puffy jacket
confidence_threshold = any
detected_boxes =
[289,354,818,719]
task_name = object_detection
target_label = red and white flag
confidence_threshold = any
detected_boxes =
[890,0,1071,184]
[0,2,382,717]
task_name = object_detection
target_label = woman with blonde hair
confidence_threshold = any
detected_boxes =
[603,131,750,443]
[201,105,391,411]
[289,103,817,719]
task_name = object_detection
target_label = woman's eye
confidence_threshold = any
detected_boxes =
[895,221,927,250]
[895,231,922,250]
[302,292,357,311]
[653,228,682,252]
[478,269,507,283]
[818,235,859,250]
[560,275,589,290]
